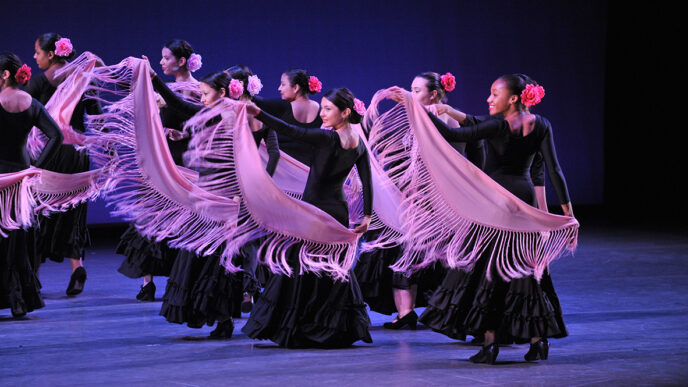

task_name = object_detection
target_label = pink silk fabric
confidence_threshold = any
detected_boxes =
[27,52,101,158]
[90,58,364,280]
[1,167,109,237]
[86,58,240,258]
[365,88,579,281]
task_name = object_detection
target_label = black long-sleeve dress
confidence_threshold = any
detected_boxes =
[146,77,281,327]
[241,110,373,348]
[24,72,100,263]
[254,97,322,166]
[418,113,570,342]
[354,113,486,316]
[1,98,63,316]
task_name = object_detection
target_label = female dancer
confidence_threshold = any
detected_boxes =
[1,52,63,317]
[417,74,574,363]
[117,39,201,301]
[242,87,373,348]
[25,33,100,296]
[357,72,485,329]
[149,61,279,338]
[253,68,322,166]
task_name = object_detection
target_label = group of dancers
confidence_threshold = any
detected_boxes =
[1,34,578,364]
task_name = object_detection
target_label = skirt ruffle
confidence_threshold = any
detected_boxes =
[116,224,177,278]
[1,229,44,314]
[36,144,90,263]
[242,263,372,348]
[160,249,240,328]
[419,251,567,343]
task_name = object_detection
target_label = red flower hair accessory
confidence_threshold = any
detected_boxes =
[229,79,244,99]
[308,76,322,93]
[440,72,456,92]
[15,64,32,85]
[55,38,73,57]
[353,98,366,116]
[520,84,545,107]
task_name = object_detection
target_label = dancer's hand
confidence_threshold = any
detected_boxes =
[387,86,405,103]
[245,101,261,116]
[141,55,156,78]
[432,103,450,116]
[166,128,187,141]
[154,92,167,109]
[353,216,371,234]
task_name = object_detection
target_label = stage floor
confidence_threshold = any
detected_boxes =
[2,222,687,386]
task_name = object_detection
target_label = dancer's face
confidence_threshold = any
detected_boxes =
[160,47,185,76]
[320,97,349,129]
[33,40,53,70]
[411,77,438,106]
[487,79,517,116]
[278,73,299,101]
[200,82,224,107]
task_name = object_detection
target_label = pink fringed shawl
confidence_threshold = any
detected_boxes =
[27,52,101,158]
[91,58,362,280]
[1,167,111,238]
[365,88,579,281]
[1,52,115,238]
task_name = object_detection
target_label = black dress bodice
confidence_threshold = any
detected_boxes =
[0,99,63,173]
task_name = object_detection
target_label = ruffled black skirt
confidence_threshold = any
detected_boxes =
[242,245,372,348]
[36,144,90,262]
[1,229,44,315]
[160,248,242,328]
[116,224,178,278]
[419,250,567,343]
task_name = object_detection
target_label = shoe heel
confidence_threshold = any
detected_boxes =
[540,339,549,360]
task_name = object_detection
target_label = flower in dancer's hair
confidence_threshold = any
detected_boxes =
[229,79,244,99]
[247,75,263,96]
[54,38,73,57]
[520,84,545,107]
[353,98,366,116]
[187,53,202,72]
[308,76,322,93]
[440,72,456,92]
[15,64,32,85]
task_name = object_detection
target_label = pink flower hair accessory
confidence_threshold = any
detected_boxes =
[308,76,322,93]
[353,98,366,116]
[54,38,73,57]
[247,75,263,96]
[229,79,244,99]
[15,64,32,85]
[187,53,202,72]
[440,72,456,92]
[520,84,545,107]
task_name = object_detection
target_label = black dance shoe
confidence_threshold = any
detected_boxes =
[209,319,234,339]
[136,282,156,301]
[469,343,499,364]
[524,338,549,361]
[11,304,27,319]
[241,292,253,314]
[383,311,418,330]
[66,267,87,296]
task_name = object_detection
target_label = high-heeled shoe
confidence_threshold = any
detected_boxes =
[136,281,156,301]
[383,311,418,330]
[66,267,87,296]
[524,338,549,361]
[209,319,234,339]
[469,343,499,364]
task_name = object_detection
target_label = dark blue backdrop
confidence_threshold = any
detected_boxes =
[5,0,607,224]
